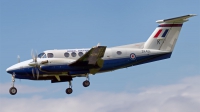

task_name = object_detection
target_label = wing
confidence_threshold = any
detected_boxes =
[69,46,107,69]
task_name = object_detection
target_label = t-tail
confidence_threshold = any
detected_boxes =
[144,14,196,52]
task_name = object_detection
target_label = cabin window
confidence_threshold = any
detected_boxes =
[117,51,122,55]
[47,53,54,58]
[64,52,70,57]
[78,52,83,57]
[71,52,77,57]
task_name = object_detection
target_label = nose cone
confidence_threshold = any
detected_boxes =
[6,63,20,74]
[6,66,13,74]
[6,59,32,74]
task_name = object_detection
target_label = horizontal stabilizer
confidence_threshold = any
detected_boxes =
[156,14,196,23]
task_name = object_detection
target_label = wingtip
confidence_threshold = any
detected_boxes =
[189,14,197,17]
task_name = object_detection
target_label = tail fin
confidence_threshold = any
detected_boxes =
[144,14,196,51]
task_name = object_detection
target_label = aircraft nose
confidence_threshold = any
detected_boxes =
[6,65,17,74]
[6,67,12,73]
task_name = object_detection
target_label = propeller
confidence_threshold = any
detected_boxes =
[29,50,40,80]
[31,49,37,62]
[29,50,48,80]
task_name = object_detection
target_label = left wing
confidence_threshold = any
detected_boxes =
[69,46,107,70]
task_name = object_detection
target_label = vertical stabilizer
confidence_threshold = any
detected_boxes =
[144,14,196,51]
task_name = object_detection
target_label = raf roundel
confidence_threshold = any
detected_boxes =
[130,53,136,60]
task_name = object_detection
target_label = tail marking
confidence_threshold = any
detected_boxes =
[154,29,169,38]
[161,29,169,37]
[154,29,162,38]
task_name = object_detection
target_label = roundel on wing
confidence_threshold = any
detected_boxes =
[130,53,136,60]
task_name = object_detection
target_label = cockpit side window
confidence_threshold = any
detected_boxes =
[47,53,54,58]
[38,53,44,58]
[38,53,46,58]
[42,54,47,58]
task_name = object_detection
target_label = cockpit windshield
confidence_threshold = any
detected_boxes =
[38,53,47,58]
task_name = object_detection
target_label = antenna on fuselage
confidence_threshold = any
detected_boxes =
[17,55,20,63]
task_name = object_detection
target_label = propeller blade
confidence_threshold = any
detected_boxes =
[34,50,37,62]
[32,68,35,78]
[36,69,39,80]
[35,50,38,57]
[31,49,37,62]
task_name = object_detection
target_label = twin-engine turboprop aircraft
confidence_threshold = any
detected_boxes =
[6,14,196,95]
